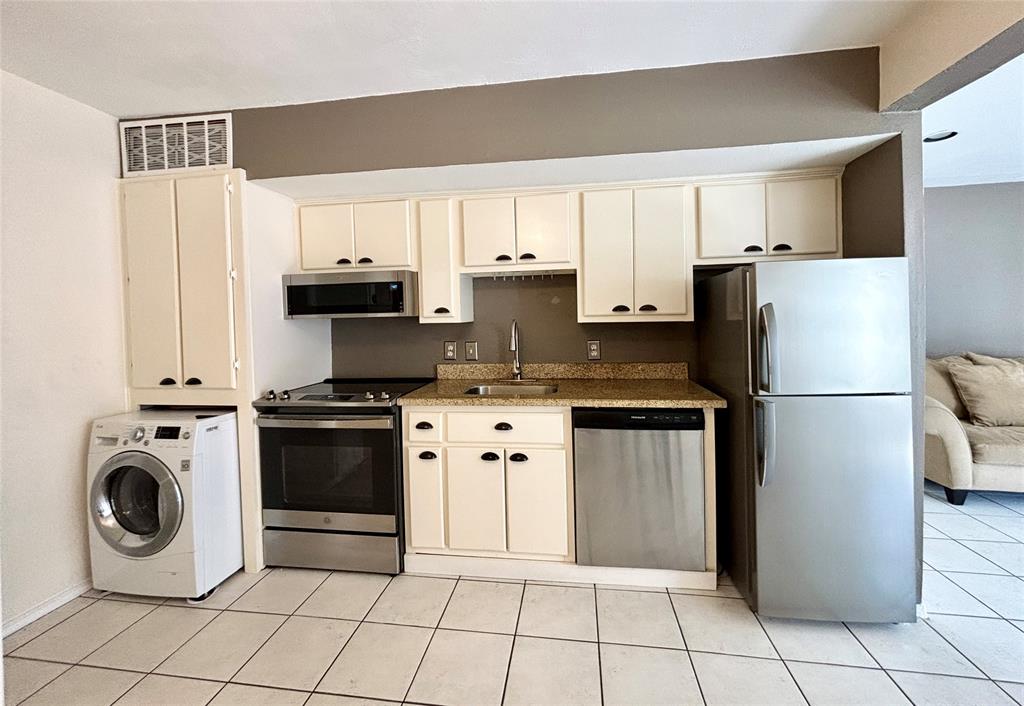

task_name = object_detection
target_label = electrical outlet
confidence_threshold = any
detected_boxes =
[587,340,601,360]
[465,341,479,361]
[443,341,458,360]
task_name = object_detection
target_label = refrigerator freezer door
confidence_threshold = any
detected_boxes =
[753,394,916,622]
[752,258,911,395]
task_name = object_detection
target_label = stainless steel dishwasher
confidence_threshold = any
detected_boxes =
[573,408,705,571]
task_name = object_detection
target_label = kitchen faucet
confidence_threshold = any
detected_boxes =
[509,319,523,380]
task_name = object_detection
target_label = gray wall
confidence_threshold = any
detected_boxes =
[842,136,906,258]
[331,276,697,378]
[925,182,1024,357]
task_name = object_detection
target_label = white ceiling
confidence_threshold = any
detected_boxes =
[0,1,919,118]
[922,54,1024,188]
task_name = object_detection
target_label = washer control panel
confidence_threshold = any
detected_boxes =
[90,420,197,451]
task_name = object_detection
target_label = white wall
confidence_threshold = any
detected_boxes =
[1,72,126,631]
[925,182,1024,357]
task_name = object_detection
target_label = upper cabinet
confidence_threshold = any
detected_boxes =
[418,199,474,323]
[579,186,691,322]
[462,192,575,268]
[696,176,840,262]
[298,199,414,270]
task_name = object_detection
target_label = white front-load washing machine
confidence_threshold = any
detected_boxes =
[87,409,243,598]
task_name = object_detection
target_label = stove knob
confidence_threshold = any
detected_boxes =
[131,426,145,442]
[364,391,375,400]
[264,389,277,401]
[379,391,390,400]
[279,390,291,400]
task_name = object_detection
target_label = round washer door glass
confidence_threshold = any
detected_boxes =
[91,451,183,557]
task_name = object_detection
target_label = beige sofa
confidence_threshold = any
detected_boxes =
[925,355,1024,504]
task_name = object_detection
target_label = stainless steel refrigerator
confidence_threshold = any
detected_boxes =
[697,257,915,623]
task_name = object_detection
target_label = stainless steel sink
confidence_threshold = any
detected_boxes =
[464,383,559,396]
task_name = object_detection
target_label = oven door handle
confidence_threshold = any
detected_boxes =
[257,415,394,430]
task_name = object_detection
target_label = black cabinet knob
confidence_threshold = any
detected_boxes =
[336,258,352,265]
[495,254,513,262]
[639,304,658,312]
[519,253,537,260]
[509,452,529,463]
[415,421,434,430]
[357,257,374,264]
[433,307,450,314]
[159,377,176,386]
[185,377,202,386]
[743,245,765,253]
[612,305,631,313]
[480,452,500,461]
[772,243,793,252]
[418,451,437,460]
[494,422,513,431]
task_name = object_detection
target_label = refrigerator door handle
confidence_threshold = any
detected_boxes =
[758,303,779,393]
[754,398,777,488]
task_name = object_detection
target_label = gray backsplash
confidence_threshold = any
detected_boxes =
[331,275,698,378]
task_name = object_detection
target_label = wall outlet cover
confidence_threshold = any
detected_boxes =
[587,340,601,360]
[465,341,479,360]
[444,341,458,360]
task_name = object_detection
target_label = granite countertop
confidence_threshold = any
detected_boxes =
[399,362,726,409]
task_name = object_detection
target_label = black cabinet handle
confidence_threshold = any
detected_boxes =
[433,307,450,314]
[415,421,434,430]
[495,254,513,262]
[185,377,202,386]
[159,377,177,386]
[418,451,437,460]
[743,245,764,253]
[519,253,537,260]
[357,257,374,264]
[480,452,500,461]
[336,258,352,265]
[509,452,529,463]
[612,305,631,313]
[639,304,658,312]
[772,243,793,252]
[494,422,513,431]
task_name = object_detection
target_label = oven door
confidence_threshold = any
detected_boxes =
[257,415,398,534]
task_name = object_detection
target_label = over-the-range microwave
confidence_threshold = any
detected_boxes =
[282,271,419,319]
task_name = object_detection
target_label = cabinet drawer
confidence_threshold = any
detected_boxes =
[406,411,443,443]
[447,412,564,446]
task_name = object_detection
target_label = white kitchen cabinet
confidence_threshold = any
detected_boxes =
[697,183,767,258]
[581,189,634,317]
[446,447,508,552]
[505,448,569,556]
[299,203,355,269]
[122,179,183,389]
[418,199,473,322]
[634,186,688,316]
[407,447,446,550]
[514,192,573,264]
[353,200,413,267]
[462,197,516,267]
[446,411,565,446]
[767,178,838,255]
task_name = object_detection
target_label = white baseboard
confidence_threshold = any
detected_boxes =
[2,579,93,637]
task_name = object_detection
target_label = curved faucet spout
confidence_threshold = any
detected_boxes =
[509,319,522,380]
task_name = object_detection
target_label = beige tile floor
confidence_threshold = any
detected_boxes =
[4,483,1023,705]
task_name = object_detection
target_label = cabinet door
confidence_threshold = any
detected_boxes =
[697,183,767,258]
[506,449,569,556]
[446,447,507,552]
[767,178,838,255]
[418,199,457,318]
[353,200,412,267]
[462,197,516,267]
[515,192,572,264]
[407,447,446,550]
[122,179,183,389]
[634,186,688,315]
[581,190,634,316]
[176,174,237,390]
[299,204,355,269]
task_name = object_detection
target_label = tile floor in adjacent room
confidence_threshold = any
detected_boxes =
[4,484,1022,705]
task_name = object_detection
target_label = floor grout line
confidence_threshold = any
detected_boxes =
[400,577,458,703]
[753,612,810,705]
[2,594,99,656]
[593,583,604,706]
[499,577,526,706]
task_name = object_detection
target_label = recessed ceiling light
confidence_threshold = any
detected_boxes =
[924,130,958,143]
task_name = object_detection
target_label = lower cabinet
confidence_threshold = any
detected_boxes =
[407,447,446,550]
[446,447,508,552]
[506,448,568,556]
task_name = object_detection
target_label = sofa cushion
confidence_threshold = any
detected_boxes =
[926,356,971,419]
[966,352,1024,369]
[949,363,1024,427]
[963,424,1024,466]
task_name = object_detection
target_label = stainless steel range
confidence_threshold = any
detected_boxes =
[254,378,431,574]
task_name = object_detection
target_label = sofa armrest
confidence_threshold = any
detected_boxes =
[925,395,974,489]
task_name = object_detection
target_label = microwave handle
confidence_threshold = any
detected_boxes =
[257,415,394,430]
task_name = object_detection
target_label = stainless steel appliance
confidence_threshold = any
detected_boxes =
[574,408,706,571]
[697,257,915,622]
[282,271,418,319]
[254,378,431,573]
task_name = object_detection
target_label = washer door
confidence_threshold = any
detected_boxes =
[91,451,184,558]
